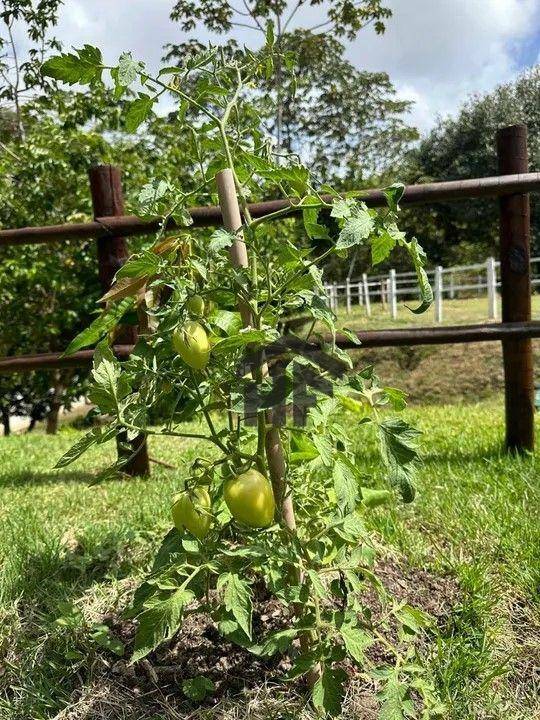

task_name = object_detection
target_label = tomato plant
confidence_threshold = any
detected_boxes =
[45,35,443,718]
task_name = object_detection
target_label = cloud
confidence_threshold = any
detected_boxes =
[52,0,540,134]
[345,0,540,131]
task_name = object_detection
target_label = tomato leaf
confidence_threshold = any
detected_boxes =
[312,666,347,717]
[63,297,134,356]
[336,206,374,250]
[217,572,252,640]
[124,94,154,132]
[41,45,103,85]
[132,588,194,662]
[340,623,373,664]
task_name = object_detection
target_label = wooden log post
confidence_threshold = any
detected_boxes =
[88,164,150,476]
[345,278,351,314]
[497,125,535,453]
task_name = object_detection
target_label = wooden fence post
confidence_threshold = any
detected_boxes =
[362,273,371,317]
[389,269,397,319]
[345,279,351,314]
[434,265,443,323]
[497,124,535,452]
[332,282,338,312]
[486,256,498,320]
[88,164,150,476]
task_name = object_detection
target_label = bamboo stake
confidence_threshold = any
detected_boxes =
[215,169,296,530]
[215,170,318,686]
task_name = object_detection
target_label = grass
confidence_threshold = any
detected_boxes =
[319,296,540,405]
[333,293,540,331]
[0,400,539,719]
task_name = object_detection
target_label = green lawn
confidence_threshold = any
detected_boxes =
[332,293,540,331]
[0,400,538,719]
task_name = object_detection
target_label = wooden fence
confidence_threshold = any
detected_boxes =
[1,124,539,470]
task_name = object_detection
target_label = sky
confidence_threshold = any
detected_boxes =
[50,0,540,136]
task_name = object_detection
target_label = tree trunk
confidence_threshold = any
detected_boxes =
[1,406,10,436]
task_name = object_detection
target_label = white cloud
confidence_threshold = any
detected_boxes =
[345,0,540,131]
[51,0,540,134]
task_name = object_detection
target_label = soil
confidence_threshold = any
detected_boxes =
[61,555,458,720]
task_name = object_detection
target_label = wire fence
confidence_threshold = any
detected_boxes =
[323,256,540,322]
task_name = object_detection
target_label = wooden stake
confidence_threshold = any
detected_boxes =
[215,169,296,529]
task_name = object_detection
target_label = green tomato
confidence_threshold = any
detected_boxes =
[172,487,212,540]
[360,487,392,509]
[224,468,275,528]
[186,294,205,317]
[173,320,210,370]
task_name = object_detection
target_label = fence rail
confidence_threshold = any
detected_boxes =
[0,124,538,455]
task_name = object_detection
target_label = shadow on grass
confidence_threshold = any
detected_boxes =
[0,469,105,489]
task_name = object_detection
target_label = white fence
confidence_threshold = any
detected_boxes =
[324,256,540,322]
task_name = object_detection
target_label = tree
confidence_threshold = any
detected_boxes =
[401,66,540,265]
[0,0,63,138]
[166,0,417,181]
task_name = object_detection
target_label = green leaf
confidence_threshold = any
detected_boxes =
[394,604,431,637]
[125,94,154,132]
[63,298,134,356]
[212,328,278,356]
[378,419,421,503]
[208,228,235,255]
[90,625,125,656]
[377,671,413,720]
[371,230,396,266]
[340,623,373,664]
[137,179,170,214]
[217,573,252,640]
[116,251,160,279]
[383,183,405,213]
[312,666,347,717]
[312,435,333,466]
[132,588,193,662]
[330,198,354,220]
[88,341,131,415]
[54,424,116,469]
[209,309,242,335]
[302,292,336,334]
[307,569,327,599]
[265,20,275,47]
[383,387,408,411]
[259,628,299,656]
[379,419,420,466]
[333,455,359,514]
[336,207,374,250]
[41,45,103,85]
[289,429,319,463]
[360,487,393,509]
[340,326,361,346]
[303,196,329,240]
[401,237,433,313]
[182,675,215,701]
[117,52,144,86]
